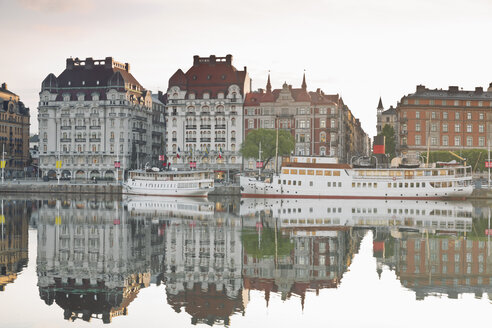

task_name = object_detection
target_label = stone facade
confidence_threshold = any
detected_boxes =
[243,74,369,168]
[165,55,250,175]
[38,57,163,181]
[0,83,30,178]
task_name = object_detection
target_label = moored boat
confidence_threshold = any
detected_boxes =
[240,156,473,199]
[124,169,214,197]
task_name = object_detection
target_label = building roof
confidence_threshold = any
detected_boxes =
[377,97,384,110]
[405,84,492,100]
[151,94,165,106]
[41,57,146,101]
[382,105,396,115]
[167,55,249,98]
[0,83,18,99]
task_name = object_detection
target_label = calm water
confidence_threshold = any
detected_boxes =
[1,195,492,327]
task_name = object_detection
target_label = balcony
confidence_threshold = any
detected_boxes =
[200,137,211,142]
[200,124,211,129]
[231,137,236,142]
[132,127,147,133]
[75,138,86,142]
[186,125,197,129]
[61,126,71,130]
[109,113,117,117]
[134,140,146,145]
[75,126,86,130]
[119,113,126,117]
[230,111,237,115]
[172,138,177,142]
[109,138,114,142]
[185,138,197,142]
[60,138,71,143]
[215,138,226,142]
[89,138,101,142]
[90,126,101,130]
[400,130,408,135]
[76,113,84,117]
[215,124,226,129]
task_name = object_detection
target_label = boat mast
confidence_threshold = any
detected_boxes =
[274,116,279,175]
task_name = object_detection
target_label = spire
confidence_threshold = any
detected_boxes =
[377,97,384,110]
[301,71,307,90]
[266,71,271,93]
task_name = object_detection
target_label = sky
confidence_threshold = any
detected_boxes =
[2,0,492,138]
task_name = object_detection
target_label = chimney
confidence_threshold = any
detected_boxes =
[210,55,216,64]
[1,83,6,90]
[225,54,232,65]
[85,57,94,69]
[125,63,130,72]
[193,55,200,66]
[475,86,483,94]
[316,88,321,94]
[158,90,163,99]
[448,86,459,93]
[258,88,264,93]
[488,83,492,92]
[104,57,113,69]
[244,66,247,73]
[416,85,426,93]
[66,58,74,70]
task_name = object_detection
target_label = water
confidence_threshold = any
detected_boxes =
[1,195,492,327]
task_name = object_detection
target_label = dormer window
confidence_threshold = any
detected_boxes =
[203,92,209,99]
[189,93,195,100]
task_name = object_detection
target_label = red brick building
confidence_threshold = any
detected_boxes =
[243,74,369,168]
[396,84,492,153]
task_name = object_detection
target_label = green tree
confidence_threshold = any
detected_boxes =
[240,129,295,169]
[378,124,396,159]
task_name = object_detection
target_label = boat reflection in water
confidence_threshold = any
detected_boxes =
[33,194,492,325]
[0,199,31,292]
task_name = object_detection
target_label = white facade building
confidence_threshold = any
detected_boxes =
[165,55,250,176]
[38,57,162,181]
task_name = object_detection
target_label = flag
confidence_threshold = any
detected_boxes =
[177,153,180,159]
[218,147,222,159]
[204,147,209,157]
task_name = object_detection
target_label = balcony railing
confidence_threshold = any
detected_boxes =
[186,125,197,129]
[215,124,226,129]
[60,138,71,143]
[185,138,197,142]
[215,138,226,142]
[200,125,211,129]
[75,138,86,142]
[75,126,86,130]
[61,126,71,130]
[89,138,101,142]
[200,138,211,142]
[90,126,101,130]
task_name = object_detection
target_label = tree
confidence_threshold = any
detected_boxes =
[379,124,396,159]
[240,129,295,170]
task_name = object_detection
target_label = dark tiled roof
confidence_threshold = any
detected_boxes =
[406,85,492,100]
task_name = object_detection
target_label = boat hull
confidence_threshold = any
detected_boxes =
[123,185,213,197]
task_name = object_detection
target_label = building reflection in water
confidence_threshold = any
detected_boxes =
[36,197,165,323]
[372,201,492,300]
[33,194,492,325]
[0,199,31,291]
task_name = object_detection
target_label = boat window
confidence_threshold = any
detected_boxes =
[291,169,297,174]
[399,183,403,188]
[363,183,366,188]
[298,181,301,186]
[308,170,314,175]
[299,170,306,175]
[439,170,447,175]
[333,171,341,176]
[405,183,408,188]
[368,183,372,187]
[422,182,426,187]
[353,182,356,188]
[416,182,420,188]
[278,180,281,184]
[432,170,438,176]
[316,170,323,176]
[357,183,361,188]
[283,169,289,174]
[374,183,377,188]
[310,181,313,186]
[293,180,296,185]
[325,170,332,176]
[328,182,331,187]
[283,180,286,184]
[388,183,391,188]
[410,183,414,188]
[288,180,291,185]
[338,182,342,187]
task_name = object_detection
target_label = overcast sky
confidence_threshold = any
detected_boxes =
[2,0,492,137]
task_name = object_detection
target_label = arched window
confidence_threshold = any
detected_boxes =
[320,132,326,143]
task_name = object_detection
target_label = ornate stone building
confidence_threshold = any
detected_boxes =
[0,83,30,178]
[165,55,250,175]
[243,74,369,168]
[38,57,163,181]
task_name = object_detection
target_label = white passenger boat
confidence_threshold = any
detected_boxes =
[240,156,473,200]
[124,170,214,197]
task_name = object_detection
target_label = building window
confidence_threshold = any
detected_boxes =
[442,136,448,146]
[480,112,484,120]
[442,123,448,132]
[467,124,472,133]
[431,111,436,119]
[454,136,461,146]
[467,136,473,146]
[415,135,421,145]
[443,112,448,119]
[249,119,253,129]
[431,123,437,132]
[430,100,435,106]
[320,132,326,143]
[455,124,460,132]
[479,124,484,133]
[415,111,420,119]
[454,100,459,106]
[456,112,460,119]
[467,112,472,119]
[320,120,326,128]
[431,137,438,146]
[479,137,485,147]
